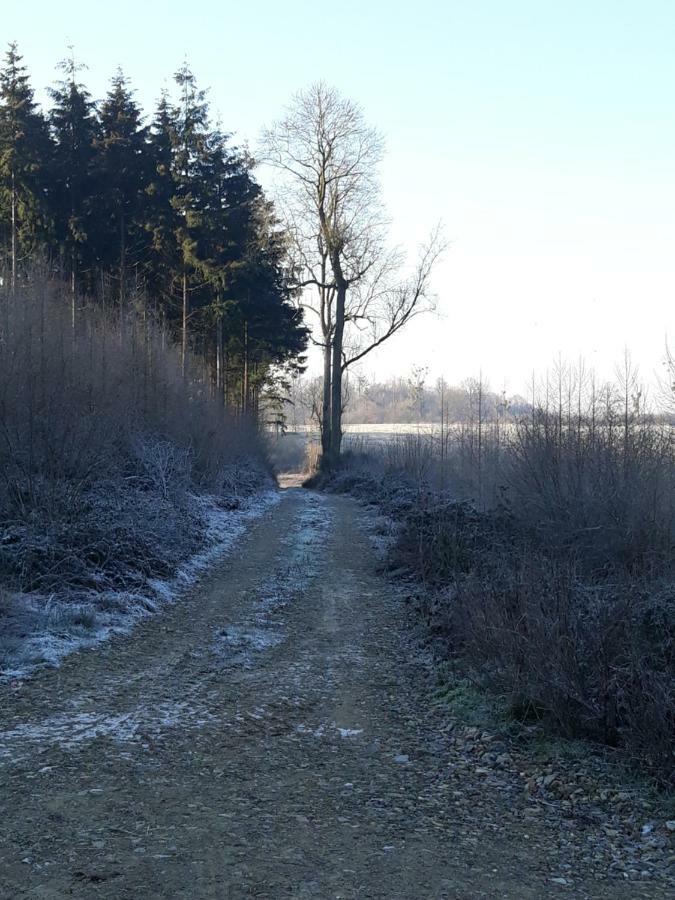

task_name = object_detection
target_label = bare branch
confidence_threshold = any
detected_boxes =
[342,225,446,371]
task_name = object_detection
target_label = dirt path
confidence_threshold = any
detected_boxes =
[0,488,670,899]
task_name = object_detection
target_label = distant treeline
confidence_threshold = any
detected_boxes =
[289,357,675,428]
[344,375,530,425]
[289,373,530,426]
[0,42,307,413]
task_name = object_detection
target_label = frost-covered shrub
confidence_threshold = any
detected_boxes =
[328,432,675,786]
[132,438,193,500]
[0,276,272,619]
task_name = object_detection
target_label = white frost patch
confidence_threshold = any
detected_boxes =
[214,491,334,668]
[0,491,280,681]
[0,592,158,680]
[296,721,364,740]
[295,723,324,737]
[361,512,401,561]
[170,491,281,592]
[278,492,333,583]
[0,698,218,761]
[289,494,330,550]
[213,625,283,665]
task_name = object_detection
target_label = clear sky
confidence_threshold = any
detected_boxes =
[5,0,675,396]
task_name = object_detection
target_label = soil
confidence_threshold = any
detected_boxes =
[0,487,672,899]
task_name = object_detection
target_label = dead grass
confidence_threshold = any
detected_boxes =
[0,273,273,672]
[324,386,675,787]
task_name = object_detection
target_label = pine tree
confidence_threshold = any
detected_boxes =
[244,204,308,411]
[96,70,150,312]
[220,196,307,413]
[193,127,238,400]
[0,48,308,416]
[48,49,99,301]
[0,42,51,288]
[171,61,211,374]
[190,132,307,410]
[144,92,179,317]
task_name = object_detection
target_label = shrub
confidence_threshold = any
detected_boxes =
[326,388,675,786]
[0,273,272,602]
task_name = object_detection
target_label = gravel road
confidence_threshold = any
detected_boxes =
[0,487,671,899]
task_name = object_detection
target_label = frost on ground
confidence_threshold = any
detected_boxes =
[363,512,401,561]
[0,489,333,765]
[0,700,219,762]
[0,489,280,680]
[1,490,673,899]
[211,492,332,669]
[295,722,364,738]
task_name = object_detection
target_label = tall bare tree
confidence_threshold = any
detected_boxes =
[263,83,443,467]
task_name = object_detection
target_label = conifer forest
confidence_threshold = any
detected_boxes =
[0,42,307,415]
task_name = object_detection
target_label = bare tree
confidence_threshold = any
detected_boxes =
[262,83,444,467]
[659,341,675,417]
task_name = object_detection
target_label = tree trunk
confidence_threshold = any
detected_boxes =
[321,338,331,457]
[243,320,249,415]
[328,282,346,467]
[216,314,223,402]
[119,210,126,318]
[143,299,151,414]
[318,258,332,460]
[181,269,188,377]
[10,169,17,294]
[70,251,76,335]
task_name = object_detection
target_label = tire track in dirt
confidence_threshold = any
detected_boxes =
[0,487,671,899]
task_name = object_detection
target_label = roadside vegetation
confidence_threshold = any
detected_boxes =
[313,361,675,788]
[0,274,278,674]
[2,33,671,795]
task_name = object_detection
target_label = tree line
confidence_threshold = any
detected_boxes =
[287,371,530,427]
[0,42,307,415]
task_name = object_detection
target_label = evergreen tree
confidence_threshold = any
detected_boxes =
[48,49,99,298]
[192,127,242,399]
[96,70,149,310]
[192,135,307,410]
[171,61,212,373]
[236,202,307,413]
[0,42,51,288]
[0,47,308,416]
[144,92,179,316]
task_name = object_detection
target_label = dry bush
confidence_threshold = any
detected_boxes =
[328,379,675,785]
[0,272,272,599]
[446,548,675,783]
[507,413,675,576]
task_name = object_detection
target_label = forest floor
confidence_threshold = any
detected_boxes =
[0,486,673,899]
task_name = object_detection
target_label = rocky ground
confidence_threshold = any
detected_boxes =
[0,486,672,898]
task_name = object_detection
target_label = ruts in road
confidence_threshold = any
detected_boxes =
[0,487,670,899]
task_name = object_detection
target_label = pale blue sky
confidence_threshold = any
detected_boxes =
[5,1,675,394]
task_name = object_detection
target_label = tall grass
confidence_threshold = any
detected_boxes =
[329,367,675,785]
[0,271,270,599]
